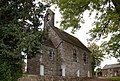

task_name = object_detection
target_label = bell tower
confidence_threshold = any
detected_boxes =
[44,9,55,28]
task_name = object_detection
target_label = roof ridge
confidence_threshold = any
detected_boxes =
[50,26,91,53]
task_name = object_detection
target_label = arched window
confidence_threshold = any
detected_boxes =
[83,52,87,64]
[48,49,54,60]
[73,49,78,62]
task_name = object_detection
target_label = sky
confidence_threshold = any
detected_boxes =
[50,5,118,68]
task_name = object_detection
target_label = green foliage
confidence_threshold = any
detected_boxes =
[0,59,23,81]
[88,43,104,75]
[101,34,120,60]
[95,68,102,76]
[44,0,120,60]
[0,0,47,81]
[104,77,120,81]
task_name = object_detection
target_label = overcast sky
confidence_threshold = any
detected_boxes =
[50,6,118,68]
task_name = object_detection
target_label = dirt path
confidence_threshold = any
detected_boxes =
[87,78,113,81]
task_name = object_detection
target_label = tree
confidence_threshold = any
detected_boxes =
[43,0,120,60]
[88,43,104,76]
[95,68,102,77]
[0,0,47,81]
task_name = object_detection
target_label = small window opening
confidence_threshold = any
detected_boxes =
[83,53,87,64]
[48,49,54,60]
[73,49,78,62]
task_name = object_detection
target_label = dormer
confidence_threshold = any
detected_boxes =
[44,9,55,28]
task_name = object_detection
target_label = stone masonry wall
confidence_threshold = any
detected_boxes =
[60,41,92,77]
[27,55,40,75]
[27,45,59,76]
[18,75,88,81]
[41,46,58,76]
[27,37,92,77]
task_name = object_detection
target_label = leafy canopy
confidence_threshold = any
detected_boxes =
[0,0,47,81]
[44,0,120,60]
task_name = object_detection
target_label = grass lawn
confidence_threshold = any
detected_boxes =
[104,77,120,81]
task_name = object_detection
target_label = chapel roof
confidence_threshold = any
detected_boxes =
[51,26,91,53]
[103,64,120,69]
[44,9,91,53]
[43,38,55,48]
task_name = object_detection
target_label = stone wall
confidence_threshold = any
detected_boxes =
[27,55,40,75]
[60,41,92,77]
[27,35,92,77]
[27,45,59,76]
[102,68,120,77]
[41,46,58,76]
[18,75,88,81]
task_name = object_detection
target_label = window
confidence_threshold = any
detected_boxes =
[48,49,54,60]
[73,49,78,62]
[59,69,62,76]
[83,52,87,64]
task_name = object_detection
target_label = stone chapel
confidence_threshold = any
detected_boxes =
[27,9,92,77]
